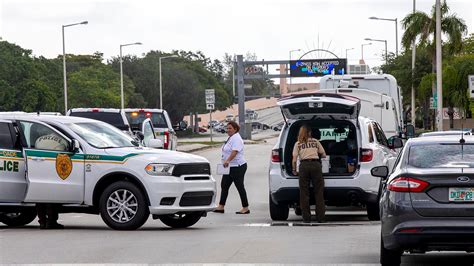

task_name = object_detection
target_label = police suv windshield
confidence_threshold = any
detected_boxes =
[67,122,139,149]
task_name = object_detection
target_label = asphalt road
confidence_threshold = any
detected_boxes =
[1,138,474,264]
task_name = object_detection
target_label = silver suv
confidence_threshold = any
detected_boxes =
[269,92,402,221]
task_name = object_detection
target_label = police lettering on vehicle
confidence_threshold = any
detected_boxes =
[0,160,19,172]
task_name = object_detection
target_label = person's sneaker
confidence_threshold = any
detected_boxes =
[39,223,47,229]
[46,223,64,229]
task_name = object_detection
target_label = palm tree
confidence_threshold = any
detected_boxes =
[401,0,467,128]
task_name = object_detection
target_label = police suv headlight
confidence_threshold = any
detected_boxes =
[145,163,175,176]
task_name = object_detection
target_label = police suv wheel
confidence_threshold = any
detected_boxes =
[159,211,202,228]
[269,194,289,221]
[0,209,37,227]
[99,181,149,230]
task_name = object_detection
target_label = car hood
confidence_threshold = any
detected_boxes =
[102,147,209,164]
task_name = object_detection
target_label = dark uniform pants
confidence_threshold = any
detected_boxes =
[298,160,325,221]
[36,203,59,225]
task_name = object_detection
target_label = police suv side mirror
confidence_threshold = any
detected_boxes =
[371,166,389,179]
[388,137,403,149]
[69,139,80,153]
[148,139,163,149]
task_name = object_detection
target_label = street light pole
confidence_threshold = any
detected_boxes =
[345,48,354,60]
[368,16,398,56]
[119,42,142,109]
[62,21,88,114]
[361,43,372,60]
[289,49,301,91]
[365,38,388,65]
[159,55,178,109]
[411,0,416,127]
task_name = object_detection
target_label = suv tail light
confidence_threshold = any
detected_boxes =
[92,108,100,112]
[388,177,429,193]
[163,131,169,149]
[360,148,373,162]
[271,149,281,163]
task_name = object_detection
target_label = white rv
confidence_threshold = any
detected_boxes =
[319,74,403,137]
[319,88,400,138]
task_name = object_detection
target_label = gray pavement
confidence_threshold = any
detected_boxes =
[1,138,474,264]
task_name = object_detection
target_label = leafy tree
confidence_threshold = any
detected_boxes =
[443,54,474,127]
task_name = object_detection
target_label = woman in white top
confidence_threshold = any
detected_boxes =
[213,121,249,214]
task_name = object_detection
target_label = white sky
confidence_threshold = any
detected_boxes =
[1,0,473,71]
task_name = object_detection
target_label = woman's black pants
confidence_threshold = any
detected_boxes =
[219,163,248,207]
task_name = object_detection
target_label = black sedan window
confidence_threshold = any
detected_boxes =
[409,144,474,168]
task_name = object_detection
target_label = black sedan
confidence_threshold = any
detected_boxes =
[372,135,474,265]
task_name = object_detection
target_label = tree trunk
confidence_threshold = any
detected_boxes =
[448,106,454,129]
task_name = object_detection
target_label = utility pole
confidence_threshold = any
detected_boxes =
[436,0,443,131]
[236,55,247,139]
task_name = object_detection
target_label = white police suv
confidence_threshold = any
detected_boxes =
[0,114,216,230]
[269,92,402,221]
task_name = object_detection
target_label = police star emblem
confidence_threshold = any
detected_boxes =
[56,154,73,180]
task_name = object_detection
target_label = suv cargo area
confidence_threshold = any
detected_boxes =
[283,120,358,177]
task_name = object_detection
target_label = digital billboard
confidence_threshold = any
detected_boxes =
[290,58,347,77]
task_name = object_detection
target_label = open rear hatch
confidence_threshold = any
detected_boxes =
[278,92,361,122]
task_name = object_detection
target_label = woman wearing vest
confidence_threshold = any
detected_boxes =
[213,121,249,214]
[292,125,326,223]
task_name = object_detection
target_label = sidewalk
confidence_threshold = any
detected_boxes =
[177,130,279,153]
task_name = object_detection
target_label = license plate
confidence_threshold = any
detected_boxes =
[448,187,474,202]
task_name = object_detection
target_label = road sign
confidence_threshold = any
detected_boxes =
[469,75,474,99]
[429,97,436,109]
[206,103,215,110]
[205,89,215,104]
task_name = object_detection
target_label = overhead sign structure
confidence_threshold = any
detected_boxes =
[205,89,215,104]
[290,58,347,77]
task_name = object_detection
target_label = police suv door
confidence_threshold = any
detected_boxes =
[18,120,84,203]
[0,120,27,202]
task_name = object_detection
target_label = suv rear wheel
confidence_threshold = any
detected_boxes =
[0,209,37,227]
[269,195,289,221]
[99,181,149,230]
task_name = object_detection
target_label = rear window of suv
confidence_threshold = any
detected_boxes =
[409,144,474,168]
[125,112,168,129]
[69,112,129,131]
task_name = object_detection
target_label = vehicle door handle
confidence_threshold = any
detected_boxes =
[30,157,45,162]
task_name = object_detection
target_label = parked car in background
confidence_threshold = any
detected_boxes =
[374,135,474,265]
[225,114,235,122]
[272,122,284,131]
[208,120,220,128]
[251,121,269,130]
[67,108,131,133]
[124,109,178,150]
[245,109,258,120]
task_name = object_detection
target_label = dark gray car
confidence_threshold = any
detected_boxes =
[373,135,474,265]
